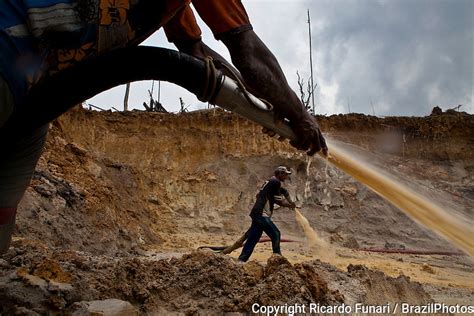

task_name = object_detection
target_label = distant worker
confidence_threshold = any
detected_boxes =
[238,166,296,262]
[0,1,327,254]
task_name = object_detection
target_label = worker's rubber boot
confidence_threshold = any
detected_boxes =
[0,208,16,254]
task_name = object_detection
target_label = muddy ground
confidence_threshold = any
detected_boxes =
[0,107,473,314]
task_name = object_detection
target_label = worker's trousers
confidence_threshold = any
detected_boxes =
[0,76,48,254]
[238,214,281,262]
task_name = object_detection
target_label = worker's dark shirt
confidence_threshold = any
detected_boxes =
[250,176,288,218]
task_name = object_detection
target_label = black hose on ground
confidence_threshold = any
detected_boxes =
[1,46,222,138]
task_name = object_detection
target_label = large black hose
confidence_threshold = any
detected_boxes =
[1,46,220,137]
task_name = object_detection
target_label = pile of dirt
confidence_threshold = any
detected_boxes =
[0,239,432,314]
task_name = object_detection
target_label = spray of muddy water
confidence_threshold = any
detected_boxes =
[303,156,312,199]
[294,208,335,261]
[324,139,474,257]
[296,156,336,261]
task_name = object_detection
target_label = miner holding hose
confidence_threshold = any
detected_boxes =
[238,166,296,262]
[0,0,327,254]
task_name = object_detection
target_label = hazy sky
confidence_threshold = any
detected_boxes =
[88,0,473,116]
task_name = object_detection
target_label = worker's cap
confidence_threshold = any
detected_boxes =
[274,166,292,175]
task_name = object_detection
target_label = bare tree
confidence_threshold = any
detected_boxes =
[296,71,317,114]
[123,82,130,111]
[179,97,190,113]
[449,104,463,112]
[143,87,167,113]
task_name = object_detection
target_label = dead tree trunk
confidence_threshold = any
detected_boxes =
[123,82,131,111]
[296,71,317,114]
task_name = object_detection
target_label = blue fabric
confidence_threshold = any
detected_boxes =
[0,0,27,28]
[238,215,281,262]
[0,0,99,107]
[0,0,179,110]
[23,0,75,8]
[0,0,35,105]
